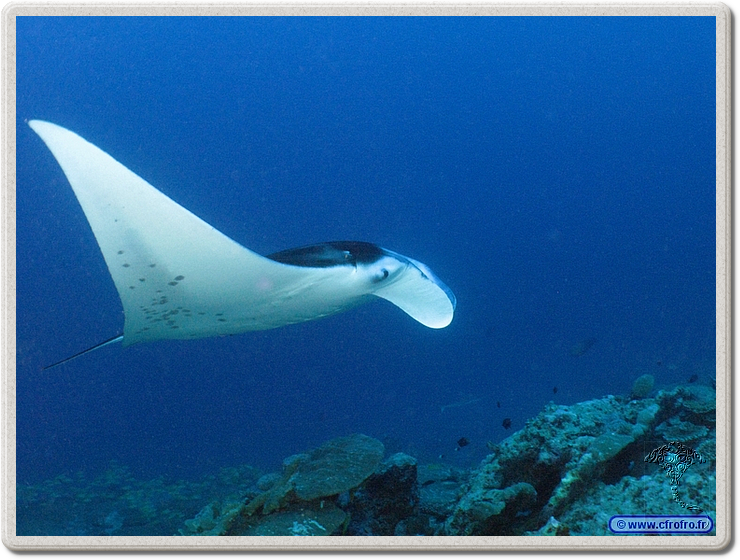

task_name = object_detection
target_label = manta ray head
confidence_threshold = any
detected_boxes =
[267,241,413,287]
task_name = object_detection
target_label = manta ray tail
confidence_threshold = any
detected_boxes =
[43,334,124,370]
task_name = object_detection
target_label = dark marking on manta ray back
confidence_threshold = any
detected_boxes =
[267,241,386,268]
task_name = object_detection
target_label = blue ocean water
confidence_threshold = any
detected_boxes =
[17,16,715,491]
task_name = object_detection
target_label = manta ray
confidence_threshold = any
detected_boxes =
[29,121,456,367]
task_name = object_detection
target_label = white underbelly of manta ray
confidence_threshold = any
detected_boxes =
[29,120,456,363]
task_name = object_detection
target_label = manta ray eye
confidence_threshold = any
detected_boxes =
[373,268,389,283]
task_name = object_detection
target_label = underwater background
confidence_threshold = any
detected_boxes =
[16,16,715,535]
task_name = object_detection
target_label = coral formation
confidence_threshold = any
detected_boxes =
[346,452,418,535]
[655,417,708,443]
[241,433,384,517]
[630,373,655,399]
[234,503,348,536]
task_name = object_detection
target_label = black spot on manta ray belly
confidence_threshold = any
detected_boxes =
[127,268,194,332]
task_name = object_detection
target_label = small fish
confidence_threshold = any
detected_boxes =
[456,437,470,449]
[502,418,512,429]
[553,386,558,394]
[496,401,501,408]
[688,374,699,383]
[440,397,483,413]
[569,337,597,357]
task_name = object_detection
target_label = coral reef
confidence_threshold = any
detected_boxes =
[443,384,715,536]
[16,462,259,536]
[17,383,716,537]
[445,394,659,535]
